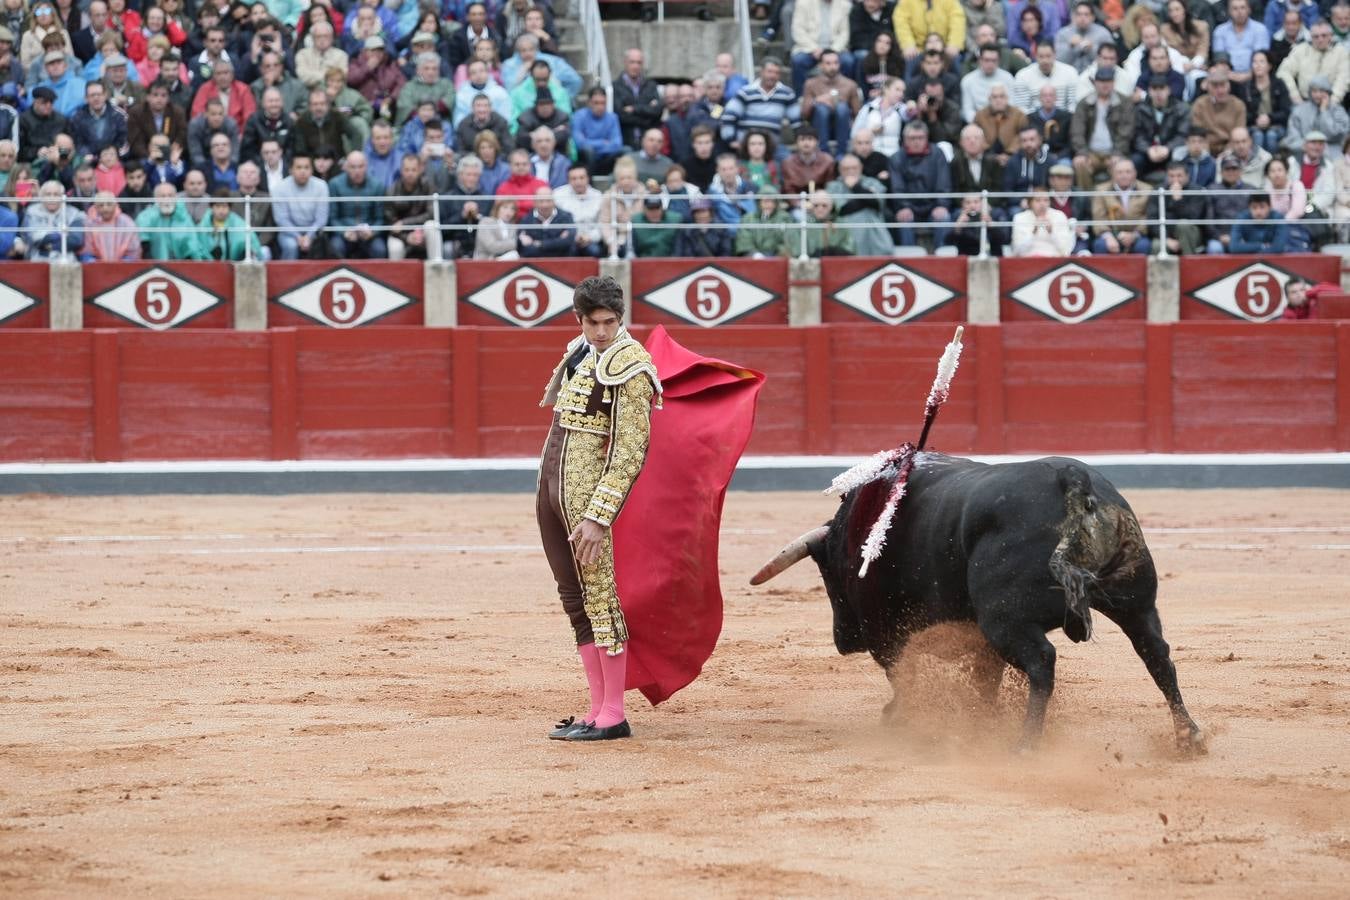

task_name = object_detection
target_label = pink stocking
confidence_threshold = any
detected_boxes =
[595,648,627,728]
[577,643,604,724]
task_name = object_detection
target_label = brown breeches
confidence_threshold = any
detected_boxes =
[537,421,593,645]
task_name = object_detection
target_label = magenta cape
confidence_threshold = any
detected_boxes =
[612,327,765,705]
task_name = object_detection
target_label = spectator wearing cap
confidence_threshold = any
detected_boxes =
[191,58,256,133]
[501,33,582,97]
[1132,74,1189,185]
[961,44,1017,123]
[571,87,624,177]
[348,35,405,120]
[37,49,87,117]
[17,86,66,165]
[272,154,329,260]
[1074,43,1134,105]
[295,21,347,90]
[516,92,571,154]
[1294,129,1336,210]
[1070,65,1135,189]
[402,30,453,82]
[100,51,144,112]
[453,60,514,128]
[632,193,680,257]
[673,197,734,257]
[70,80,127,160]
[721,57,801,151]
[1230,191,1289,252]
[1190,72,1246,156]
[1091,157,1152,254]
[1283,77,1350,155]
[1276,19,1349,105]
[1205,153,1251,252]
[508,59,571,122]
[516,185,576,257]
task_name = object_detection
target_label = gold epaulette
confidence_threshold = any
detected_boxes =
[595,338,663,405]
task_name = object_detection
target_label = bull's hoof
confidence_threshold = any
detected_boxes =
[880,698,904,727]
[1175,725,1208,757]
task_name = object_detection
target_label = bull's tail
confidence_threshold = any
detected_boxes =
[1049,465,1107,644]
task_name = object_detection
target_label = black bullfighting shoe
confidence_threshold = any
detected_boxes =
[547,716,591,740]
[563,720,632,742]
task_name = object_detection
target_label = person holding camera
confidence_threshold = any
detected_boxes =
[143,133,186,189]
[128,80,188,161]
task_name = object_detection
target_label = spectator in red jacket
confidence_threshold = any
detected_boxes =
[191,58,255,132]
[494,147,549,217]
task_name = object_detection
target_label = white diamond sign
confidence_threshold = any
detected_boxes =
[639,265,777,327]
[91,267,222,330]
[1189,262,1291,322]
[1009,262,1138,323]
[274,266,415,327]
[832,263,957,324]
[463,265,576,327]
[0,282,37,324]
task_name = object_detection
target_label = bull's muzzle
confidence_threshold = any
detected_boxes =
[749,526,830,585]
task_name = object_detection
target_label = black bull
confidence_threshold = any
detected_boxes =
[751,453,1206,753]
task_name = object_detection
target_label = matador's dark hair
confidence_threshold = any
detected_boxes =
[573,275,626,319]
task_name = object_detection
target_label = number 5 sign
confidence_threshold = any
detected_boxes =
[86,265,228,329]
[272,266,417,328]
[1002,259,1143,322]
[632,260,787,327]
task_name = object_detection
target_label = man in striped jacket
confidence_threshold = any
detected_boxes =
[719,58,801,153]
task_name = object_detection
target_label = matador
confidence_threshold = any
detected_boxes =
[536,275,661,742]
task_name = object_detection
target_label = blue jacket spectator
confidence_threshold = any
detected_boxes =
[1230,200,1289,253]
[328,156,389,259]
[720,61,801,147]
[501,41,582,97]
[1212,9,1270,74]
[571,92,624,173]
[23,181,86,260]
[706,164,757,236]
[0,205,22,259]
[37,53,87,117]
[1263,0,1319,37]
[888,122,953,247]
[364,123,401,190]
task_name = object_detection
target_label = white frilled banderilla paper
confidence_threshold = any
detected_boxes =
[826,327,965,578]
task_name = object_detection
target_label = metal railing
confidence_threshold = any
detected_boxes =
[578,0,614,110]
[733,0,755,89]
[19,185,1335,264]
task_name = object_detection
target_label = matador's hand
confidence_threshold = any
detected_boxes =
[568,519,607,567]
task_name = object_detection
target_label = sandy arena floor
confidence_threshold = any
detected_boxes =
[2,488,1349,897]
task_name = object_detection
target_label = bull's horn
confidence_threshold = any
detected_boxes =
[749,526,829,585]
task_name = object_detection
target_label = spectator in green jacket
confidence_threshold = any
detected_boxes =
[804,189,854,256]
[631,195,680,257]
[734,195,792,257]
[193,188,263,261]
[136,182,204,260]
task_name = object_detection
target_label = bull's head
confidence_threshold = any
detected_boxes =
[750,524,868,655]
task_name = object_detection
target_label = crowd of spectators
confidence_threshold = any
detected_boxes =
[2,0,1349,261]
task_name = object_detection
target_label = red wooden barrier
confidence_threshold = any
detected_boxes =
[1179,254,1340,321]
[267,261,423,327]
[630,259,789,327]
[456,259,599,327]
[1000,257,1147,322]
[83,262,234,329]
[819,257,967,324]
[0,263,50,329]
[2,323,1347,462]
